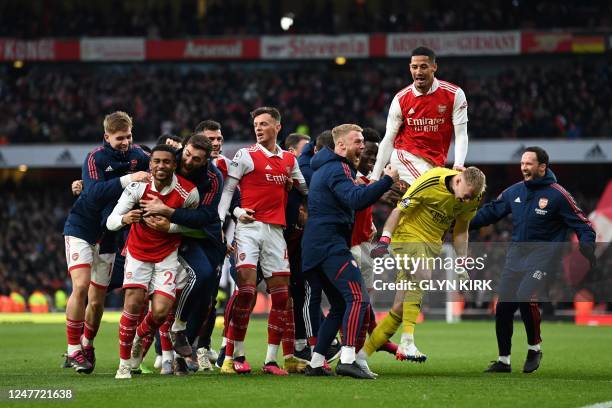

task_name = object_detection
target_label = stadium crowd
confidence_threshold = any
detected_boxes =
[0,184,72,300]
[1,0,609,37]
[1,58,611,145]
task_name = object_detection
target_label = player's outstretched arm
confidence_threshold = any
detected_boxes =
[469,191,511,230]
[452,88,469,170]
[328,163,395,211]
[453,122,468,170]
[370,207,402,258]
[371,96,402,180]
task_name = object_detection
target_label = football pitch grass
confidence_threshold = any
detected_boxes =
[1,318,611,408]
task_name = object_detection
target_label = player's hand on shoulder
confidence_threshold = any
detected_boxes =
[71,180,83,196]
[453,164,466,171]
[122,209,144,225]
[164,139,183,150]
[383,164,400,183]
[130,171,150,183]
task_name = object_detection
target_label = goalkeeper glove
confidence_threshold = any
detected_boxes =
[370,236,391,258]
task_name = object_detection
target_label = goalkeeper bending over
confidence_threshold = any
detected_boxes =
[360,167,485,364]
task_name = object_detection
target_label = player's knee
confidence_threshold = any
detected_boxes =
[237,267,256,285]
[71,281,89,298]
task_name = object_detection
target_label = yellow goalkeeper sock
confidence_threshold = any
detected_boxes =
[364,311,401,356]
[402,289,423,335]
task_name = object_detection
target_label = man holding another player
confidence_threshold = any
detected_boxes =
[107,144,200,379]
[303,124,398,379]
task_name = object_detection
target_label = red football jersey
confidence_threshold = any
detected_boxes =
[229,144,304,227]
[123,175,198,262]
[351,174,374,247]
[214,154,230,180]
[392,79,467,166]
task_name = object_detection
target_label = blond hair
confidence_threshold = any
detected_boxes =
[462,166,487,195]
[103,111,133,134]
[331,124,363,143]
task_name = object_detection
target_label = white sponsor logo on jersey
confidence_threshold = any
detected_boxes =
[514,197,521,203]
[105,165,114,172]
[265,164,273,170]
[265,173,288,185]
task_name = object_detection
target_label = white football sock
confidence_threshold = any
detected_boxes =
[81,336,92,347]
[221,337,227,347]
[119,358,131,367]
[528,343,541,352]
[498,355,511,365]
[310,352,325,368]
[171,319,187,332]
[162,350,174,363]
[356,348,369,361]
[265,344,279,364]
[295,339,307,352]
[234,341,245,358]
[67,344,81,355]
[340,346,356,364]
[400,333,414,344]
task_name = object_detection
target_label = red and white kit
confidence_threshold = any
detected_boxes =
[372,78,469,184]
[219,143,308,277]
[64,237,116,288]
[106,175,199,299]
[350,172,375,288]
[213,154,231,180]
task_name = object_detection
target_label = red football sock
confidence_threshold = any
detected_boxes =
[83,321,99,342]
[159,313,175,352]
[136,311,164,339]
[66,318,84,346]
[268,286,289,346]
[226,284,256,356]
[119,310,139,360]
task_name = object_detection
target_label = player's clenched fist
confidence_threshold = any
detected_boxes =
[384,164,400,183]
[121,209,143,225]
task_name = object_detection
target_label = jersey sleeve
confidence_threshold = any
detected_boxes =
[227,149,254,180]
[171,171,223,230]
[327,163,393,211]
[452,88,469,125]
[470,190,511,230]
[183,188,200,209]
[371,94,403,180]
[106,182,146,231]
[290,155,308,195]
[555,187,596,243]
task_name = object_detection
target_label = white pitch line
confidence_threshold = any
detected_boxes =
[579,401,612,408]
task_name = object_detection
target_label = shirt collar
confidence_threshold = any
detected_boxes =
[150,173,177,195]
[257,143,284,158]
[411,77,439,96]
